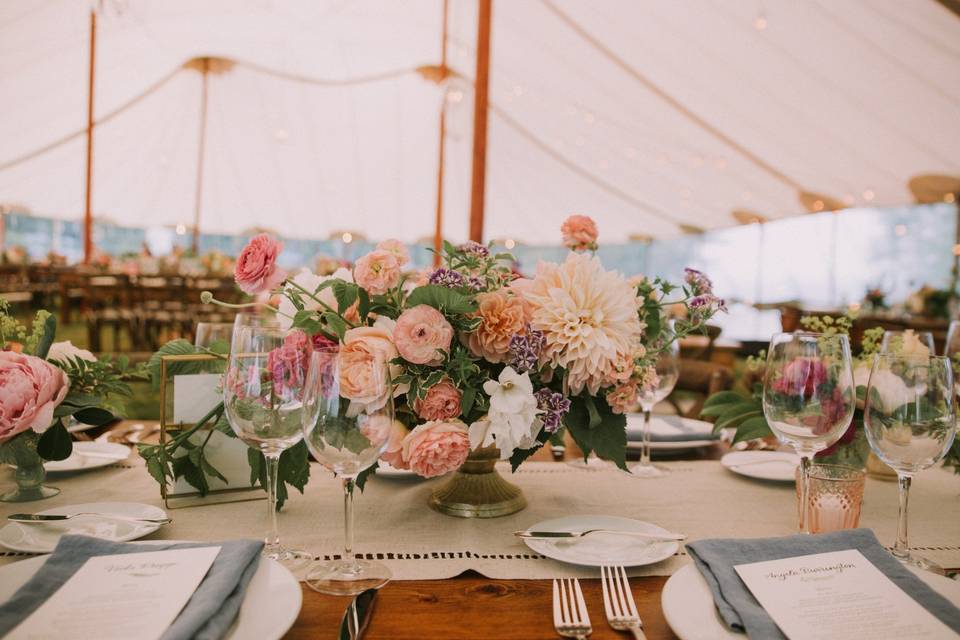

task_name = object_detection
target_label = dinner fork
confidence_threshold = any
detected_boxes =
[552,578,592,639]
[600,565,645,639]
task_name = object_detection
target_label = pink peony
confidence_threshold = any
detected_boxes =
[465,289,531,362]
[354,250,401,296]
[234,233,287,295]
[772,357,828,398]
[413,378,463,421]
[393,305,453,366]
[267,330,310,397]
[0,352,70,442]
[338,319,400,410]
[560,214,598,251]
[401,420,471,478]
[375,239,410,267]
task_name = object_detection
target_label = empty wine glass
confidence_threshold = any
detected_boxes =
[301,345,393,595]
[630,323,680,478]
[223,313,311,567]
[880,330,935,355]
[194,321,233,349]
[864,354,956,573]
[762,332,855,533]
[944,320,960,397]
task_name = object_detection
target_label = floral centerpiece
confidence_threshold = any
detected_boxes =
[0,300,144,501]
[140,216,724,515]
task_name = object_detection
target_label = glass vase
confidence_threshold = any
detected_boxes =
[1,454,60,503]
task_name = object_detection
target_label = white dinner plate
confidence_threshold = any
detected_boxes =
[661,562,960,640]
[521,515,679,567]
[0,502,167,553]
[44,442,131,472]
[720,451,800,482]
[626,415,718,452]
[374,462,420,479]
[66,420,99,434]
[0,541,301,640]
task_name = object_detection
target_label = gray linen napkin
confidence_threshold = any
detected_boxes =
[0,534,264,640]
[686,528,960,639]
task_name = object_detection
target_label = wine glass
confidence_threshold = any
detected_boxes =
[864,354,956,573]
[194,321,233,349]
[944,320,960,397]
[223,313,311,567]
[301,345,393,595]
[762,332,855,533]
[630,323,680,478]
[880,330,935,355]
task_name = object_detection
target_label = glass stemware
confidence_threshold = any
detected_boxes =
[194,321,234,349]
[301,345,393,595]
[223,313,311,567]
[630,324,680,478]
[880,330,935,355]
[944,320,960,398]
[762,332,855,533]
[864,354,956,573]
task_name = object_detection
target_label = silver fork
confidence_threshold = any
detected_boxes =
[600,565,646,639]
[552,577,592,639]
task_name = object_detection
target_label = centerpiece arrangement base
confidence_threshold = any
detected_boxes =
[428,447,527,518]
[0,463,60,503]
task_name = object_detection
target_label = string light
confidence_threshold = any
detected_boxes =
[446,90,463,104]
[342,232,353,244]
[894,224,907,236]
[754,14,767,30]
[946,193,956,203]
[504,238,516,249]
[813,200,824,211]
[175,223,186,235]
[862,189,875,201]
[842,194,855,206]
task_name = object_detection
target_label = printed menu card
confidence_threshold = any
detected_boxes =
[9,546,221,640]
[735,549,954,639]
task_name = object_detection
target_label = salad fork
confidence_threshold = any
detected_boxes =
[601,565,645,639]
[552,577,592,639]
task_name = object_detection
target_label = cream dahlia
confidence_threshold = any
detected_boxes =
[523,253,644,395]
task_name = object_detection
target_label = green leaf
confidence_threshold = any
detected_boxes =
[564,396,628,470]
[144,454,169,487]
[247,448,262,487]
[73,407,116,427]
[322,312,347,341]
[201,457,228,484]
[714,403,763,429]
[355,461,379,491]
[405,285,477,315]
[357,288,371,320]
[731,415,774,444]
[35,314,57,359]
[37,420,72,461]
[584,396,602,429]
[460,387,476,418]
[147,339,220,389]
[172,455,209,494]
[702,391,746,409]
[333,281,358,314]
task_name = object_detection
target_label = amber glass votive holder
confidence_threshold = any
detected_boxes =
[795,464,866,534]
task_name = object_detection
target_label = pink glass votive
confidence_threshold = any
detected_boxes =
[795,464,866,534]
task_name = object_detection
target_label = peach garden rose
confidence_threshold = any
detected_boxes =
[413,378,462,421]
[353,249,401,296]
[234,233,287,295]
[393,305,453,366]
[400,420,471,478]
[0,352,70,443]
[338,318,400,410]
[560,214,598,251]
[464,289,530,362]
[375,239,410,267]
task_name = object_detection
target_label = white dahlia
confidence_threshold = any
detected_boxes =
[523,253,644,395]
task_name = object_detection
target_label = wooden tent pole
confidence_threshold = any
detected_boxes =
[468,0,492,243]
[83,9,96,264]
[433,0,449,266]
[191,59,210,253]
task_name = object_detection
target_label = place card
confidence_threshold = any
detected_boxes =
[173,373,222,424]
[9,546,221,640]
[734,549,954,640]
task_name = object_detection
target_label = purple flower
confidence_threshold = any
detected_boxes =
[684,268,713,295]
[535,388,571,433]
[508,326,546,373]
[428,267,465,288]
[690,294,727,313]
[458,241,490,258]
[466,276,485,292]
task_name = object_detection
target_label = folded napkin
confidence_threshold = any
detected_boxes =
[0,535,264,640]
[686,529,960,639]
[626,415,719,442]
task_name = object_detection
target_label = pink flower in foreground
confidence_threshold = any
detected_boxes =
[354,250,401,296]
[401,420,471,478]
[413,378,463,421]
[375,239,410,267]
[375,419,411,470]
[772,357,827,398]
[0,352,69,442]
[560,214,598,251]
[234,233,287,295]
[267,330,311,397]
[393,305,453,366]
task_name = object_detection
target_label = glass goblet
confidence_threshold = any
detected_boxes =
[944,320,960,397]
[223,313,311,567]
[762,332,855,533]
[864,354,956,573]
[880,330,935,355]
[301,345,393,595]
[630,326,680,478]
[194,321,234,349]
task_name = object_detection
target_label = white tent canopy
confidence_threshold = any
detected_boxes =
[1,0,958,245]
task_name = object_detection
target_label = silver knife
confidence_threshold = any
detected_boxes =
[8,513,172,525]
[339,588,378,640]
[515,529,686,541]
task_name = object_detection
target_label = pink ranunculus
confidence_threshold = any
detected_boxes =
[464,289,531,362]
[375,239,410,267]
[560,214,599,251]
[413,378,463,421]
[353,250,401,296]
[393,305,453,366]
[401,420,471,478]
[375,419,411,470]
[0,352,70,443]
[234,233,287,295]
[338,319,400,410]
[773,357,828,398]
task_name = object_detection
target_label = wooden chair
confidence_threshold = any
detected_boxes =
[667,359,735,419]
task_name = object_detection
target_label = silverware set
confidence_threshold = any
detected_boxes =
[553,566,644,639]
[8,513,172,525]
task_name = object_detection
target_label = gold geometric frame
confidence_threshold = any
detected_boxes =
[159,353,263,509]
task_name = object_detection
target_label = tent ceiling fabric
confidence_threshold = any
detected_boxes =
[1,0,958,245]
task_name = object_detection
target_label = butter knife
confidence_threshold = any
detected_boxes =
[339,588,378,640]
[515,529,686,541]
[9,513,172,525]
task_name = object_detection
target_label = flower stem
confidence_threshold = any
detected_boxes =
[285,280,359,328]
